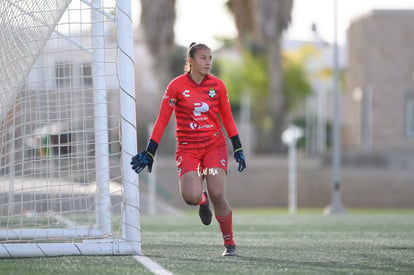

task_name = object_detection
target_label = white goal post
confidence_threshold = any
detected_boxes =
[0,0,140,257]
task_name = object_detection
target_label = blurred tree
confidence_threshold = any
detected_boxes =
[217,46,311,133]
[282,46,313,112]
[140,0,176,87]
[227,0,293,153]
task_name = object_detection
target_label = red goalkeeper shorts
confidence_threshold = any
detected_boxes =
[175,142,228,179]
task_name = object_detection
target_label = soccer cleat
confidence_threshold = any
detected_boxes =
[222,245,237,256]
[199,191,212,225]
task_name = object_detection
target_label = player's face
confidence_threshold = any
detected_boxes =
[189,48,212,76]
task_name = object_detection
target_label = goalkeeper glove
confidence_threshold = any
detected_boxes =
[131,139,158,173]
[230,135,246,172]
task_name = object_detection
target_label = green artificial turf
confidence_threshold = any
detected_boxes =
[1,208,413,275]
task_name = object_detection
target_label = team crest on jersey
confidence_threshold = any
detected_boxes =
[208,88,216,98]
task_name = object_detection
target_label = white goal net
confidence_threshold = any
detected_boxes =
[0,0,140,257]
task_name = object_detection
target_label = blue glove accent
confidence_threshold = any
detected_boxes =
[234,148,246,172]
[131,151,154,173]
[130,139,158,173]
[230,135,246,172]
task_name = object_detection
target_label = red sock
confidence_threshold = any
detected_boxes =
[195,192,207,206]
[215,211,235,246]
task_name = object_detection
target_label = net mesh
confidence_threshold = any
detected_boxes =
[0,0,124,243]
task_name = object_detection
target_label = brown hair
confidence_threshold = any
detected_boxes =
[184,42,210,73]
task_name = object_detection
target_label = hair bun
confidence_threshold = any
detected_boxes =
[189,42,197,48]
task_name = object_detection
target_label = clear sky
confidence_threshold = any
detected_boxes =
[174,0,236,49]
[174,0,414,49]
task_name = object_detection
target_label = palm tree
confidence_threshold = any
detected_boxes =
[140,0,176,86]
[137,0,176,153]
[227,0,293,153]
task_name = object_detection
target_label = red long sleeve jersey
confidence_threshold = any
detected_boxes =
[150,73,238,150]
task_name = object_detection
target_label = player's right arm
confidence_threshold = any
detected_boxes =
[131,85,177,173]
[150,86,176,144]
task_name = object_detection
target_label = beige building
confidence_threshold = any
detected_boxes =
[345,10,414,153]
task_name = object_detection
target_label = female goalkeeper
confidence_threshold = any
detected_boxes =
[131,43,246,257]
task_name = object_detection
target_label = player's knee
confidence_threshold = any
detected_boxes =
[181,193,200,206]
[207,188,224,202]
[183,198,198,206]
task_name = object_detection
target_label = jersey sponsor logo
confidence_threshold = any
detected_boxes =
[194,116,207,121]
[190,122,197,130]
[193,102,209,116]
[183,90,190,97]
[190,122,213,130]
[208,88,216,98]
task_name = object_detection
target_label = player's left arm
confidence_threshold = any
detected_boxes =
[218,82,246,172]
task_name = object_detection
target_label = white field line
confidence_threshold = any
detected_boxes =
[133,255,173,275]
